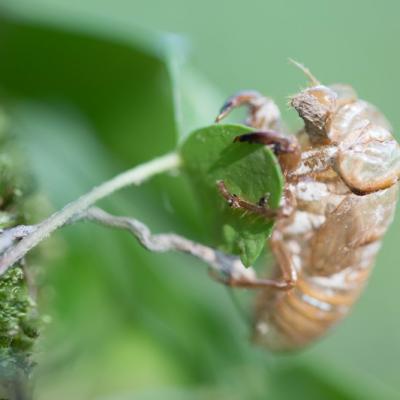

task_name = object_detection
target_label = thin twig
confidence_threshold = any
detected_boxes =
[0,152,181,275]
[80,207,256,281]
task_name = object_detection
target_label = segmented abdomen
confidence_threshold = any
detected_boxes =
[252,248,377,351]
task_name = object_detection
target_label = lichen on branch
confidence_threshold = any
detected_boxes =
[0,107,39,379]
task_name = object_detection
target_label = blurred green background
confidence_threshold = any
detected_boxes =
[0,0,400,399]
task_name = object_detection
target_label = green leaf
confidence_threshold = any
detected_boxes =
[181,124,284,266]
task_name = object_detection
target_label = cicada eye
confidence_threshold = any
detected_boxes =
[336,125,400,193]
[291,85,337,140]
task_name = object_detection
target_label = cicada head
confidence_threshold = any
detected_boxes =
[291,85,337,143]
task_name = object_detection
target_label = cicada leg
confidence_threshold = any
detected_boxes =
[217,180,296,220]
[269,229,298,286]
[215,90,282,131]
[234,130,301,174]
[217,180,280,219]
[208,269,295,290]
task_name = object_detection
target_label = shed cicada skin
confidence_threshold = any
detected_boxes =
[215,70,400,351]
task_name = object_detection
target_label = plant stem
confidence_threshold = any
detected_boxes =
[0,152,181,275]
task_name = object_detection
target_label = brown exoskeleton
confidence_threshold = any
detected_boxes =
[215,66,400,350]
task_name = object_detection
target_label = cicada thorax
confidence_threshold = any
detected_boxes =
[251,82,400,351]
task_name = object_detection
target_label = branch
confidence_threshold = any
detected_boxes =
[0,152,181,275]
[79,207,256,281]
[0,205,256,283]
